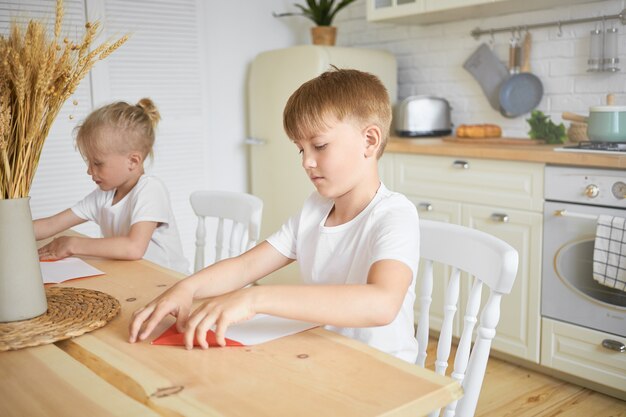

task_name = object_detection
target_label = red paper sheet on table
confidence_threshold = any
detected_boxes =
[152,314,319,347]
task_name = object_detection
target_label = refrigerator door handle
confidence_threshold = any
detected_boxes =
[244,137,267,145]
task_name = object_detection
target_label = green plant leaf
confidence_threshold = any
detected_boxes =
[526,110,567,144]
[291,0,357,26]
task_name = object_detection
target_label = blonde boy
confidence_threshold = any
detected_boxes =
[129,69,420,362]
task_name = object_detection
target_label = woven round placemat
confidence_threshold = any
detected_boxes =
[0,286,121,352]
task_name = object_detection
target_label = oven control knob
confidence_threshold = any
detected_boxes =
[584,184,599,198]
[612,182,626,199]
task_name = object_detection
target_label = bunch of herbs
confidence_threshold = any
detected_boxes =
[526,110,567,144]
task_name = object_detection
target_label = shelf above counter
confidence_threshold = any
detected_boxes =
[385,137,626,169]
[367,0,602,25]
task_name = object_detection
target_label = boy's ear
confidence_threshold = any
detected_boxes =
[127,152,143,170]
[363,125,382,158]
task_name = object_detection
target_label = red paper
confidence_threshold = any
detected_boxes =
[151,324,244,347]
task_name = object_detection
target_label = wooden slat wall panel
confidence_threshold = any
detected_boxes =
[97,0,208,263]
[2,0,209,261]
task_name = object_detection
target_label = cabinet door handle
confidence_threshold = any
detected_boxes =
[602,339,626,352]
[417,202,433,212]
[490,213,509,223]
[452,160,469,169]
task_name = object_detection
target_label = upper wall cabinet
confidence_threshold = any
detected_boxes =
[367,0,600,24]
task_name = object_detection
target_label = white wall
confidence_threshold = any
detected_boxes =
[335,0,626,138]
[203,0,309,193]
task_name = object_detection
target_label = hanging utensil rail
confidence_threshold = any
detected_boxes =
[471,8,626,39]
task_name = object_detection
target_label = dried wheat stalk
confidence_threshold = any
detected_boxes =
[0,0,128,199]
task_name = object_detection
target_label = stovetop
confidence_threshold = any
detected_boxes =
[554,142,626,154]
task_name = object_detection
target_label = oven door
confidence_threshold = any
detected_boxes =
[542,201,626,337]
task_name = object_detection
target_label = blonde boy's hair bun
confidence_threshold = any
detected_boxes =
[136,98,161,129]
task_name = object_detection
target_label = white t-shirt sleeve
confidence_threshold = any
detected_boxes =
[266,209,301,260]
[71,188,101,222]
[369,196,420,276]
[130,178,171,226]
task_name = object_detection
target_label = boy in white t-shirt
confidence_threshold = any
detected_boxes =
[129,69,420,362]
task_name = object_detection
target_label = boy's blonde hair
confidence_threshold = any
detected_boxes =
[75,98,161,160]
[283,68,392,158]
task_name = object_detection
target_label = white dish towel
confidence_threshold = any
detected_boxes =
[593,214,626,292]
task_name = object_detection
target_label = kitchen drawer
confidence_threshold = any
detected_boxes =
[541,318,626,395]
[393,154,544,211]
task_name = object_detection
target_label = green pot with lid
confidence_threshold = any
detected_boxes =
[587,104,626,142]
[587,94,626,142]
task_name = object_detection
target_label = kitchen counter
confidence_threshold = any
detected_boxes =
[386,137,626,169]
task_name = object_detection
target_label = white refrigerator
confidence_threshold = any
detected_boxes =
[247,45,397,284]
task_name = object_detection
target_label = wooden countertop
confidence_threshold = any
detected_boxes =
[0,256,462,417]
[386,137,626,169]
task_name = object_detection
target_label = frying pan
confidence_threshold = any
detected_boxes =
[499,32,543,118]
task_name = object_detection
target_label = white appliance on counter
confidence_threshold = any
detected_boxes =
[246,45,397,284]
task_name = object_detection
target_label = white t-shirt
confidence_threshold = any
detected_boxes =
[267,183,420,363]
[72,175,189,274]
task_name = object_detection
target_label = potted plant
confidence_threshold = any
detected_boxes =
[275,0,358,46]
[0,0,127,322]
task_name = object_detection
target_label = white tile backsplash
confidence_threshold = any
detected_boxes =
[336,0,626,138]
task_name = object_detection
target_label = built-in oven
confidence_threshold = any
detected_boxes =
[542,166,626,342]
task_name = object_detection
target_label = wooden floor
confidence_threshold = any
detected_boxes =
[476,356,625,417]
[424,340,625,416]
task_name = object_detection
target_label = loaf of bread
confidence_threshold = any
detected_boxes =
[456,124,502,138]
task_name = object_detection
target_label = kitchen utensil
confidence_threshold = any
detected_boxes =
[463,43,509,111]
[588,28,604,71]
[562,112,589,123]
[604,27,620,72]
[395,96,452,137]
[499,32,543,118]
[563,94,626,142]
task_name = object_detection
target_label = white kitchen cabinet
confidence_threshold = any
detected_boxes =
[384,153,543,362]
[542,318,626,399]
[464,203,542,361]
[367,0,598,24]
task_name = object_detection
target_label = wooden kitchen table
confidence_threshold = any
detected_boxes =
[0,256,462,417]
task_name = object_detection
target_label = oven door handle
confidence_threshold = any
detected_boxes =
[553,209,598,220]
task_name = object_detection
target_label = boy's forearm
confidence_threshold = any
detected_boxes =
[68,236,149,260]
[34,209,84,240]
[250,284,401,328]
[182,257,254,299]
[189,242,293,300]
[33,218,51,240]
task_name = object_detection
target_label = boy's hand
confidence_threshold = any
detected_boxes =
[38,236,74,261]
[184,287,257,350]
[128,283,194,343]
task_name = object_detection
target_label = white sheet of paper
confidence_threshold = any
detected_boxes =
[40,257,105,284]
[223,314,319,345]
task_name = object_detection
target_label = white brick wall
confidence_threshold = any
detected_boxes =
[336,0,626,138]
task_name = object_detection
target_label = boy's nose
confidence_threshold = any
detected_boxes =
[301,151,317,169]
[86,164,92,175]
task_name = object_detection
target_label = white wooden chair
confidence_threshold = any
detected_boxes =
[190,190,263,273]
[417,220,519,417]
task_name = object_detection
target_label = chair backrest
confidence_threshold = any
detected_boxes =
[416,220,519,417]
[190,190,263,273]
